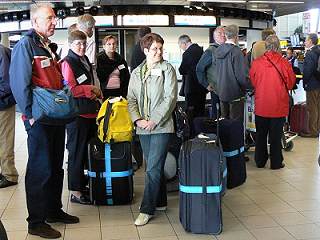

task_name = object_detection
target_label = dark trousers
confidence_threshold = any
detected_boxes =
[24,121,65,228]
[67,117,97,191]
[103,88,121,101]
[139,133,171,215]
[220,99,244,122]
[210,92,220,119]
[306,89,320,135]
[255,115,285,169]
[185,92,206,118]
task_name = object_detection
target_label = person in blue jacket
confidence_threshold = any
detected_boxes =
[9,3,79,239]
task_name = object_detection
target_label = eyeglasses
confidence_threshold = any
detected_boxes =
[72,41,87,47]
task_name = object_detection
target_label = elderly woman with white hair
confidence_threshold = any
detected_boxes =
[249,34,296,170]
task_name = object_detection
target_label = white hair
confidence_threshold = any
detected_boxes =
[30,3,53,26]
[77,14,96,30]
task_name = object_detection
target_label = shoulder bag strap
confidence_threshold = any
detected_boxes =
[265,55,289,92]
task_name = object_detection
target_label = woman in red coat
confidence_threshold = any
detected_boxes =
[249,35,296,169]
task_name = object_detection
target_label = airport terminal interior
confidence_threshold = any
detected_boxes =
[1,0,320,239]
[0,119,319,240]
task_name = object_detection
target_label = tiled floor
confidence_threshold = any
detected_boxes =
[1,115,320,240]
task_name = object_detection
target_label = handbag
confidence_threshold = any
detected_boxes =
[0,92,15,111]
[75,97,100,115]
[32,86,78,124]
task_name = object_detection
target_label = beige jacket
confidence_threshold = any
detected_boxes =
[127,60,178,135]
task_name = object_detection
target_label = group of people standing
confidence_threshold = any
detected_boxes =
[0,2,320,239]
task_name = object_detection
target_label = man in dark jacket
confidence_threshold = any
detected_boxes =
[9,4,79,239]
[196,26,226,119]
[215,25,250,121]
[301,33,320,138]
[130,26,151,71]
[0,38,18,189]
[178,35,207,118]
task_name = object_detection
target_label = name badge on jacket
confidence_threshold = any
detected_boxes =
[118,64,126,70]
[40,59,50,68]
[77,74,87,84]
[151,68,162,77]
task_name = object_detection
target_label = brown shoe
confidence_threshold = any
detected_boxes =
[28,223,61,239]
[299,132,318,138]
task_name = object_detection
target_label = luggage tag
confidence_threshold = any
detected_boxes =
[40,58,50,68]
[118,64,126,70]
[151,68,162,77]
[77,74,87,84]
[109,96,122,103]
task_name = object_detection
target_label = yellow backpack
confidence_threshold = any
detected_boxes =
[97,97,133,143]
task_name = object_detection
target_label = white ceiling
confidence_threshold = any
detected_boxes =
[0,0,319,16]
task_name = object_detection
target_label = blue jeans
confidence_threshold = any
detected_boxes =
[139,133,171,215]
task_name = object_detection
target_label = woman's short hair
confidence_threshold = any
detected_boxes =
[140,33,164,51]
[265,34,280,52]
[68,30,87,44]
[261,28,276,41]
[102,35,117,45]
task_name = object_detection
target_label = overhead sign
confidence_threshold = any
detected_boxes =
[120,15,169,26]
[94,16,113,26]
[175,15,216,26]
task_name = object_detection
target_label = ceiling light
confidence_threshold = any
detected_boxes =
[249,1,304,3]
[189,0,247,3]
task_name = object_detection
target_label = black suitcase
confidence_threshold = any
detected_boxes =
[87,138,134,205]
[193,117,246,189]
[179,134,224,234]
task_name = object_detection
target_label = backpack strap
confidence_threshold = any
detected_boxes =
[103,100,113,142]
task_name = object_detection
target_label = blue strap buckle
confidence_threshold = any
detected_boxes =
[223,146,245,157]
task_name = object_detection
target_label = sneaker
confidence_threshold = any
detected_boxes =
[134,213,152,226]
[0,177,17,188]
[155,206,167,211]
[28,223,61,239]
[47,210,79,224]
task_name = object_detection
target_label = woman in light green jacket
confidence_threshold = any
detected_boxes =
[127,33,177,226]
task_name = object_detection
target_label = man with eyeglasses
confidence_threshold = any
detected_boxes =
[9,3,79,239]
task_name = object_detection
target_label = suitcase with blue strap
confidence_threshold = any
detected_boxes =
[87,138,133,205]
[193,117,246,189]
[179,133,225,234]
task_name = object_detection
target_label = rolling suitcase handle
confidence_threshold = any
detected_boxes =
[196,103,221,147]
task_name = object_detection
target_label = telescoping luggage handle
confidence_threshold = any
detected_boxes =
[197,103,221,146]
